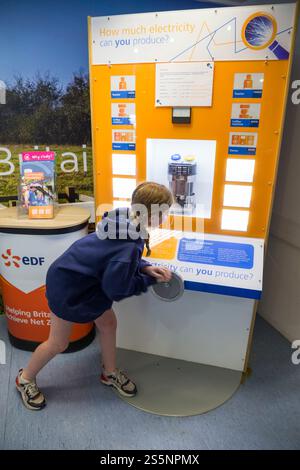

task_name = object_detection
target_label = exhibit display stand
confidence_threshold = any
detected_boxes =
[88,3,298,415]
[0,206,95,352]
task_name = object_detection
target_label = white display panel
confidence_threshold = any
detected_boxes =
[221,209,249,232]
[115,290,255,371]
[146,138,216,219]
[91,4,296,64]
[226,159,255,183]
[155,62,214,107]
[112,153,136,176]
[112,177,136,199]
[223,184,252,208]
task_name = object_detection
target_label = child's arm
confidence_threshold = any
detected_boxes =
[101,258,156,302]
[139,258,152,270]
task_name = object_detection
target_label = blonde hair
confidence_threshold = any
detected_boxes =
[131,182,173,256]
[132,181,173,209]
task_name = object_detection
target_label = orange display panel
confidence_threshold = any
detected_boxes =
[90,59,289,239]
[0,276,93,343]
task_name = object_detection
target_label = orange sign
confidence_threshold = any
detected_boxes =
[1,276,93,343]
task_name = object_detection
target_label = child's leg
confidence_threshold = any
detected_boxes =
[95,308,137,397]
[94,308,117,375]
[22,312,72,381]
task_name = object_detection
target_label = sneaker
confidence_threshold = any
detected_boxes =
[16,369,46,411]
[100,368,137,397]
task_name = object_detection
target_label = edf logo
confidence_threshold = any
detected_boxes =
[1,248,45,268]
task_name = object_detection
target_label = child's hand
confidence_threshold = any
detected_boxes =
[141,265,172,282]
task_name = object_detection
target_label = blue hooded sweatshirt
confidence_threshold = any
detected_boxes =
[45,208,156,323]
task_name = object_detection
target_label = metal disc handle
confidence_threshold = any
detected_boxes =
[151,272,184,302]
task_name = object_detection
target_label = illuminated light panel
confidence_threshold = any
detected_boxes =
[113,177,136,199]
[221,209,249,231]
[112,154,136,176]
[224,184,252,208]
[225,159,255,183]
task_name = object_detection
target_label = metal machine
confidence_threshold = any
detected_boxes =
[168,154,197,213]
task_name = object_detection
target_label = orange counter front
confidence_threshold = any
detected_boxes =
[0,206,95,352]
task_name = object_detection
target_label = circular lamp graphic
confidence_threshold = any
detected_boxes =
[242,12,289,59]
